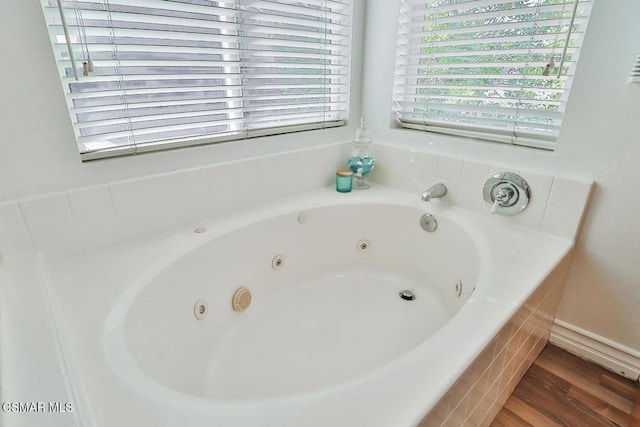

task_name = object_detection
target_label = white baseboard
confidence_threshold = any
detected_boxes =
[550,319,640,383]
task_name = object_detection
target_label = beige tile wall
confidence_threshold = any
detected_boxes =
[418,250,574,427]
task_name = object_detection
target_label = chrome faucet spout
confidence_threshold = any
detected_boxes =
[421,183,447,201]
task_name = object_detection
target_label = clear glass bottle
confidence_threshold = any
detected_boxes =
[347,118,375,190]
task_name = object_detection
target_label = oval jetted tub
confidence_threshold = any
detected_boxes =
[44,186,573,427]
[106,201,482,401]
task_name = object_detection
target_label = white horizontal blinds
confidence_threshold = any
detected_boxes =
[394,0,592,150]
[629,51,640,83]
[42,0,351,159]
[238,0,351,132]
[44,0,244,157]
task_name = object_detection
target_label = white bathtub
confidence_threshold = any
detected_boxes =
[38,185,572,427]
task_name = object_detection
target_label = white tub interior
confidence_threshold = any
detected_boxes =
[113,203,483,400]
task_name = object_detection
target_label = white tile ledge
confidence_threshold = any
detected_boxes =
[0,141,593,263]
[0,142,349,263]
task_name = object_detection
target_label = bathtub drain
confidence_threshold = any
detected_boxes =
[399,290,416,301]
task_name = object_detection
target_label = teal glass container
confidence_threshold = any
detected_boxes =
[336,170,353,193]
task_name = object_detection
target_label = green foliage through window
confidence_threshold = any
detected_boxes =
[394,0,592,149]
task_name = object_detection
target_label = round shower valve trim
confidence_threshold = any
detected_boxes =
[482,172,531,216]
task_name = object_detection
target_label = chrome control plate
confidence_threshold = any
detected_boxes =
[482,172,531,216]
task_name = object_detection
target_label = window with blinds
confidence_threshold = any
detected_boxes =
[41,0,352,160]
[393,0,592,150]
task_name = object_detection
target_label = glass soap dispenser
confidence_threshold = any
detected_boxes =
[347,118,376,190]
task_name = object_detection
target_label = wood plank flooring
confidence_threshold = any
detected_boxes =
[631,384,640,427]
[491,344,638,427]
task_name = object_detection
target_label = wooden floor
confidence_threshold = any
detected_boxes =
[491,344,639,427]
[633,382,640,426]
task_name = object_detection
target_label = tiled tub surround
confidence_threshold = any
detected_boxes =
[0,142,351,263]
[419,249,572,426]
[0,141,593,427]
[371,143,593,242]
[0,141,592,263]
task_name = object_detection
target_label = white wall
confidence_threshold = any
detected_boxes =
[361,0,640,355]
[0,0,364,199]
